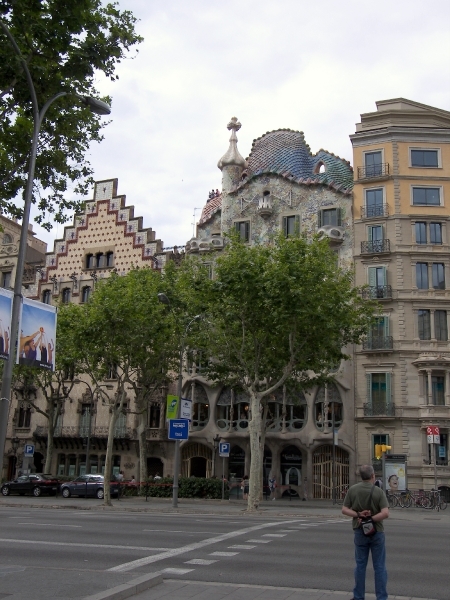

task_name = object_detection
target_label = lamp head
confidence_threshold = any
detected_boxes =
[81,96,111,116]
[157,293,170,306]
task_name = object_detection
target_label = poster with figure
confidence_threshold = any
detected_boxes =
[17,298,57,371]
[384,461,407,492]
[0,287,13,360]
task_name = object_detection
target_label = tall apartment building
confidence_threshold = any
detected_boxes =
[351,98,450,489]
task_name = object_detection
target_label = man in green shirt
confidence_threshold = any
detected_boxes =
[342,464,389,600]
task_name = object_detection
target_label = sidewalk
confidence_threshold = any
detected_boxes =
[86,576,441,600]
[1,494,448,523]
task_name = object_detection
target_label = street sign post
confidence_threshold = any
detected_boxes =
[168,419,189,440]
[427,426,440,489]
[24,444,35,457]
[218,442,230,500]
[180,398,192,421]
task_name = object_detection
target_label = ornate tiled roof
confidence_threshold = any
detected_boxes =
[237,129,353,194]
[198,193,222,225]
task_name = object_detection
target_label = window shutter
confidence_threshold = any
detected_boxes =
[381,267,387,286]
[368,226,373,242]
[282,217,288,236]
[294,214,301,233]
[384,316,390,337]
[385,373,392,405]
[337,208,343,226]
[368,267,377,287]
[245,221,250,241]
[366,374,372,405]
[317,211,322,228]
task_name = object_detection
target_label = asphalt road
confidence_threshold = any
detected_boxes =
[0,504,448,599]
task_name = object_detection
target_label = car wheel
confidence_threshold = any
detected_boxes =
[61,488,71,498]
[1,485,10,496]
[96,488,104,499]
[33,487,42,497]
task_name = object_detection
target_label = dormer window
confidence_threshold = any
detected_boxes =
[314,161,326,174]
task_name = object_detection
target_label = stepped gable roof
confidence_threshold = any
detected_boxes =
[198,193,222,225]
[235,129,353,194]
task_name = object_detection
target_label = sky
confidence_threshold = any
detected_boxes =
[32,0,450,251]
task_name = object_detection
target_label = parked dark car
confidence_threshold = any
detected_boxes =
[60,475,119,499]
[1,474,59,497]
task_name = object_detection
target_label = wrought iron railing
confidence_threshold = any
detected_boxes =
[364,402,396,417]
[361,285,392,300]
[34,425,133,438]
[361,239,391,254]
[362,336,394,351]
[357,163,390,179]
[360,204,390,219]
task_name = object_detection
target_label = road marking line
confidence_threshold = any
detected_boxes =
[246,539,271,543]
[228,545,255,549]
[108,518,303,573]
[161,568,193,575]
[262,533,286,537]
[16,523,81,527]
[143,529,218,534]
[209,551,239,557]
[185,559,217,565]
[0,539,170,551]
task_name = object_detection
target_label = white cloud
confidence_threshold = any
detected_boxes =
[33,0,450,251]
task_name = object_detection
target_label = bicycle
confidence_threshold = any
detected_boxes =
[386,490,398,507]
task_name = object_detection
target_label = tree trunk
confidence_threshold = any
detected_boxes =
[247,391,263,511]
[103,405,119,507]
[137,408,148,489]
[45,415,54,474]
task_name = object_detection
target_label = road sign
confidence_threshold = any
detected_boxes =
[219,442,230,457]
[180,398,192,421]
[168,419,189,440]
[427,425,440,444]
[24,444,35,457]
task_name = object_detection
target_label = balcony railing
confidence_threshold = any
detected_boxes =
[361,285,392,300]
[364,402,396,417]
[357,163,390,179]
[361,239,391,254]
[362,336,394,351]
[34,425,133,439]
[360,204,390,219]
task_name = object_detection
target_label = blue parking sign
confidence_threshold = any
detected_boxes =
[24,444,35,457]
[168,419,189,440]
[219,442,230,457]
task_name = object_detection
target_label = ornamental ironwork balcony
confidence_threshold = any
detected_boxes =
[363,402,396,417]
[362,335,394,351]
[357,163,390,179]
[361,239,391,254]
[361,285,392,300]
[360,204,390,219]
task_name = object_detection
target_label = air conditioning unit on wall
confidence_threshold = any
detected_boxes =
[317,225,345,243]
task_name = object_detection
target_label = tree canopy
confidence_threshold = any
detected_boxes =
[185,233,376,510]
[0,0,143,229]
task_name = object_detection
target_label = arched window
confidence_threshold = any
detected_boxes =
[216,387,249,432]
[314,161,326,174]
[106,251,114,267]
[95,252,105,268]
[2,233,12,244]
[190,382,209,430]
[81,286,91,303]
[315,383,343,431]
[61,288,71,304]
[42,290,51,304]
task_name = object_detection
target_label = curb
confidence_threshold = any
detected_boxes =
[83,572,163,600]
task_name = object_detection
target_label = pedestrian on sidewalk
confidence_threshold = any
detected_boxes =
[268,474,277,500]
[241,475,249,500]
[342,464,389,600]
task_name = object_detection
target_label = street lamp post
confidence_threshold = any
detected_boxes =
[0,20,111,479]
[157,293,200,508]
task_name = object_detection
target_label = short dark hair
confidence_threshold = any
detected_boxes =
[359,465,374,481]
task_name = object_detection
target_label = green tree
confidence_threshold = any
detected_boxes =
[68,268,180,505]
[192,233,375,511]
[0,0,142,229]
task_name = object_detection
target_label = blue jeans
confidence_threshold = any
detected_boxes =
[353,528,388,600]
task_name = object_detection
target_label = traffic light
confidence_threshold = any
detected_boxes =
[375,444,392,459]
